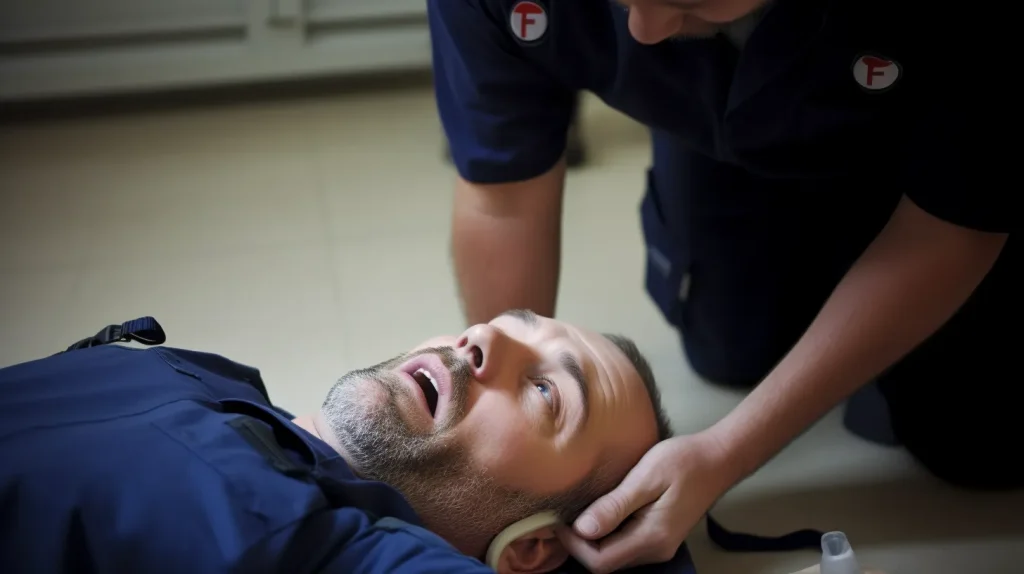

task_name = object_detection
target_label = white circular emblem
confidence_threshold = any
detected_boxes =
[852,54,901,91]
[510,1,548,42]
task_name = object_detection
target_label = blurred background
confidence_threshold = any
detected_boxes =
[1,3,1021,573]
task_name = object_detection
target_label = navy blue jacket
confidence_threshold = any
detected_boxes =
[0,344,497,574]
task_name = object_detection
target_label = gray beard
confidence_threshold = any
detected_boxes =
[320,347,541,554]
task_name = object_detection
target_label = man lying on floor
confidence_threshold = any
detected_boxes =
[0,309,672,574]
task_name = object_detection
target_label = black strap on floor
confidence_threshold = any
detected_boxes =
[62,316,167,353]
[706,513,824,552]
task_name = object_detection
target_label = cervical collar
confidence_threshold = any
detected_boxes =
[485,511,562,570]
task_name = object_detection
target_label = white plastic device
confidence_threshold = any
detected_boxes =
[819,531,861,574]
[485,511,562,570]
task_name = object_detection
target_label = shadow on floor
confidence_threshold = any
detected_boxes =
[690,476,1024,572]
[713,476,1024,546]
[0,68,435,126]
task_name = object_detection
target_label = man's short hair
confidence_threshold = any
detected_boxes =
[602,333,674,442]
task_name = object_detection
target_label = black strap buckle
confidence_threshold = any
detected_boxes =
[62,316,167,353]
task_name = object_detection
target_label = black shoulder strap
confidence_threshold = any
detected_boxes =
[227,415,311,479]
[61,316,167,353]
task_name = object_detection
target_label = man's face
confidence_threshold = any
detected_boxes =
[616,0,772,44]
[319,310,659,555]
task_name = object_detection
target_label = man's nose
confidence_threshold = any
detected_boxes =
[627,5,681,45]
[455,324,516,385]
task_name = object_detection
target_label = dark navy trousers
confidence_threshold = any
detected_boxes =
[641,132,1021,490]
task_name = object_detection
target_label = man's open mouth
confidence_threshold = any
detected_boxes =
[412,368,439,417]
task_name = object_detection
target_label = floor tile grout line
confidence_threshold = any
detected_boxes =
[312,136,350,334]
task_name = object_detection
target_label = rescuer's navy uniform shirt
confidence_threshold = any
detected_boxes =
[428,0,1015,384]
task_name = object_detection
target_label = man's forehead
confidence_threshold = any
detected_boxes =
[496,308,542,327]
[497,308,614,343]
[494,312,654,443]
[494,311,630,370]
[495,310,599,343]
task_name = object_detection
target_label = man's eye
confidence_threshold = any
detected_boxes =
[533,378,554,406]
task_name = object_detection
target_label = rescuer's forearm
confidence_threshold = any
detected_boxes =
[450,160,567,325]
[708,196,1008,485]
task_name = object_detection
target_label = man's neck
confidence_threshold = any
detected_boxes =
[291,414,321,440]
[293,412,349,461]
[292,414,488,558]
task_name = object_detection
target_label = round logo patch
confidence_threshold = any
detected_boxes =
[510,1,548,43]
[852,54,901,91]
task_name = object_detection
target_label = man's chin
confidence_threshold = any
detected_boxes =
[342,378,390,410]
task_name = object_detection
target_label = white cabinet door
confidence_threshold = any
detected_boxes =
[306,0,426,24]
[0,0,433,101]
[0,0,248,43]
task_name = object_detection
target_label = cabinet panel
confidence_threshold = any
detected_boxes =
[0,0,434,102]
[0,0,248,43]
[307,0,426,23]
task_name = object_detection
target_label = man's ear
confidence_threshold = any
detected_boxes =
[494,526,569,574]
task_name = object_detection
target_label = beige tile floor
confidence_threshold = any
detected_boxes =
[1,86,1022,574]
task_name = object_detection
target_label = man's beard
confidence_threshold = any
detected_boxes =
[321,346,548,553]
